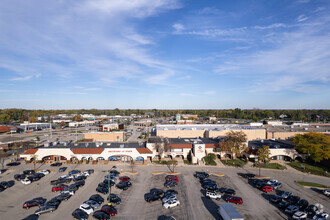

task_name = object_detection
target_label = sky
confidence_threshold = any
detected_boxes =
[0,0,330,109]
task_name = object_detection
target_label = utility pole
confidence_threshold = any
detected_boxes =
[76,124,78,142]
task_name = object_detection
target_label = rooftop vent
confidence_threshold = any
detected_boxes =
[120,144,124,148]
[74,143,78,146]
[107,143,111,146]
[85,143,89,147]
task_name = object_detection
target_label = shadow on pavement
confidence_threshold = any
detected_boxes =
[201,196,221,220]
[22,214,39,220]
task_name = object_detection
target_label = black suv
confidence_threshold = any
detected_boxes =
[14,174,27,181]
[59,167,67,172]
[287,195,300,205]
[116,181,132,190]
[7,162,21,166]
[108,194,121,204]
[23,170,35,175]
[73,176,86,182]
[164,180,177,188]
[51,162,62,167]
[103,179,115,186]
[89,194,104,204]
[145,193,160,202]
[194,172,209,178]
[96,186,108,194]
[73,180,85,188]
[296,199,309,210]
[72,208,89,220]
[150,188,164,197]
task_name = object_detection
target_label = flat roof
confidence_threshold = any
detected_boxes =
[39,142,145,149]
[148,137,222,144]
[156,124,263,131]
[248,139,295,149]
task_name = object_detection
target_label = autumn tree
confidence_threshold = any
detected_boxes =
[292,132,330,162]
[73,114,82,122]
[0,151,7,170]
[221,131,248,159]
[166,160,178,173]
[29,116,37,123]
[257,145,270,176]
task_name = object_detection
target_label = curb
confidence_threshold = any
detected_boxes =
[209,173,224,177]
[152,172,181,175]
[294,181,327,189]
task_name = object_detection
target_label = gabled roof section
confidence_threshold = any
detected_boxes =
[136,148,152,154]
[22,148,38,154]
[71,148,104,154]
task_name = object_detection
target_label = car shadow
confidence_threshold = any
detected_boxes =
[22,214,39,220]
[200,188,206,196]
[276,189,284,196]
[201,196,221,220]
[310,187,323,194]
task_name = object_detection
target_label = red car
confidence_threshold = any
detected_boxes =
[101,205,117,216]
[262,186,274,193]
[225,196,243,205]
[165,175,178,182]
[52,184,67,192]
[119,176,131,182]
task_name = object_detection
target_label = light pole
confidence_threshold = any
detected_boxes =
[108,166,116,206]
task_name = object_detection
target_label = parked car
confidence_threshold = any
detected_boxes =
[271,195,282,203]
[93,210,110,220]
[73,180,85,188]
[323,189,330,197]
[145,193,160,202]
[59,167,67,172]
[52,184,68,192]
[201,178,216,184]
[28,174,41,182]
[72,208,89,220]
[96,186,108,194]
[162,194,177,204]
[243,173,255,179]
[164,189,178,196]
[39,170,50,175]
[165,175,179,182]
[150,188,164,197]
[69,170,81,175]
[98,182,109,189]
[271,182,282,189]
[34,206,56,215]
[23,170,35,175]
[202,183,217,191]
[313,212,329,220]
[82,200,100,209]
[21,179,32,185]
[86,169,94,174]
[292,211,308,219]
[55,193,71,201]
[281,191,293,199]
[107,194,121,204]
[50,162,62,167]
[63,184,78,192]
[119,176,131,182]
[23,198,47,209]
[101,205,117,216]
[266,179,278,185]
[225,196,243,205]
[206,190,221,200]
[14,174,26,181]
[36,173,45,178]
[278,201,290,210]
[50,178,71,185]
[223,188,236,195]
[60,190,75,196]
[116,181,132,190]
[0,181,10,189]
[163,199,180,209]
[164,180,177,188]
[296,199,309,210]
[6,162,21,166]
[79,204,94,215]
[103,179,115,186]
[89,194,104,204]
[305,205,319,216]
[74,176,86,182]
[285,205,299,215]
[194,172,209,179]
[42,198,61,208]
[287,196,301,205]
[262,185,274,193]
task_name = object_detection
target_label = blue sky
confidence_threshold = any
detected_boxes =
[0,0,329,109]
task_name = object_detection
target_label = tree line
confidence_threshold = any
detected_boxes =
[0,108,329,124]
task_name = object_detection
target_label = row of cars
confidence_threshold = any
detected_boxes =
[72,169,127,219]
[0,180,15,192]
[15,169,50,185]
[194,171,243,205]
[145,175,181,209]
[244,174,328,220]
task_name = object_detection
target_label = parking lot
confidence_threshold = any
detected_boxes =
[0,163,329,220]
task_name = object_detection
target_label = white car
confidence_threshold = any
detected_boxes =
[61,175,74,179]
[39,170,50,175]
[323,189,330,197]
[206,191,221,200]
[163,199,180,209]
[79,204,94,215]
[162,195,177,203]
[292,211,307,219]
[266,179,278,185]
[78,172,89,177]
[61,190,75,196]
[21,179,31,185]
[313,212,329,220]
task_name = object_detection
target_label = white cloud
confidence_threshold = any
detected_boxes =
[10,73,41,81]
[173,23,185,32]
[254,23,287,30]
[296,14,309,22]
[204,90,215,95]
[180,93,195,97]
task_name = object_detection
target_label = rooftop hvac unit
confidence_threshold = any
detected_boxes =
[120,144,124,148]
[74,143,78,146]
[63,142,67,146]
[85,143,89,147]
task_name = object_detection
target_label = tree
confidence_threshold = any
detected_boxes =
[60,121,66,128]
[29,116,37,123]
[166,160,178,173]
[221,131,247,159]
[292,132,330,162]
[73,114,82,122]
[153,137,170,160]
[257,145,270,176]
[0,114,11,124]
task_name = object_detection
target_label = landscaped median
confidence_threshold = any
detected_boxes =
[152,171,181,175]
[289,162,330,177]
[255,163,286,170]
[295,181,328,189]
[221,159,246,167]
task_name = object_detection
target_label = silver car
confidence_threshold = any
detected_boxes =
[34,206,56,215]
[82,200,100,209]
[162,194,177,203]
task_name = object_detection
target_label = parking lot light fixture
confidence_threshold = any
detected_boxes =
[108,166,116,206]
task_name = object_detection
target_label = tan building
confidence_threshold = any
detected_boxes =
[84,132,125,142]
[156,124,266,141]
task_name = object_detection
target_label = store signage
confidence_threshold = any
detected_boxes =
[108,150,132,153]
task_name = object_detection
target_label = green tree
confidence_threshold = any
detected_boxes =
[0,114,11,124]
[222,131,248,159]
[292,132,330,162]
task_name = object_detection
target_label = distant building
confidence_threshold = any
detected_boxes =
[84,132,125,142]
[99,124,124,132]
[134,120,152,127]
[69,121,97,127]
